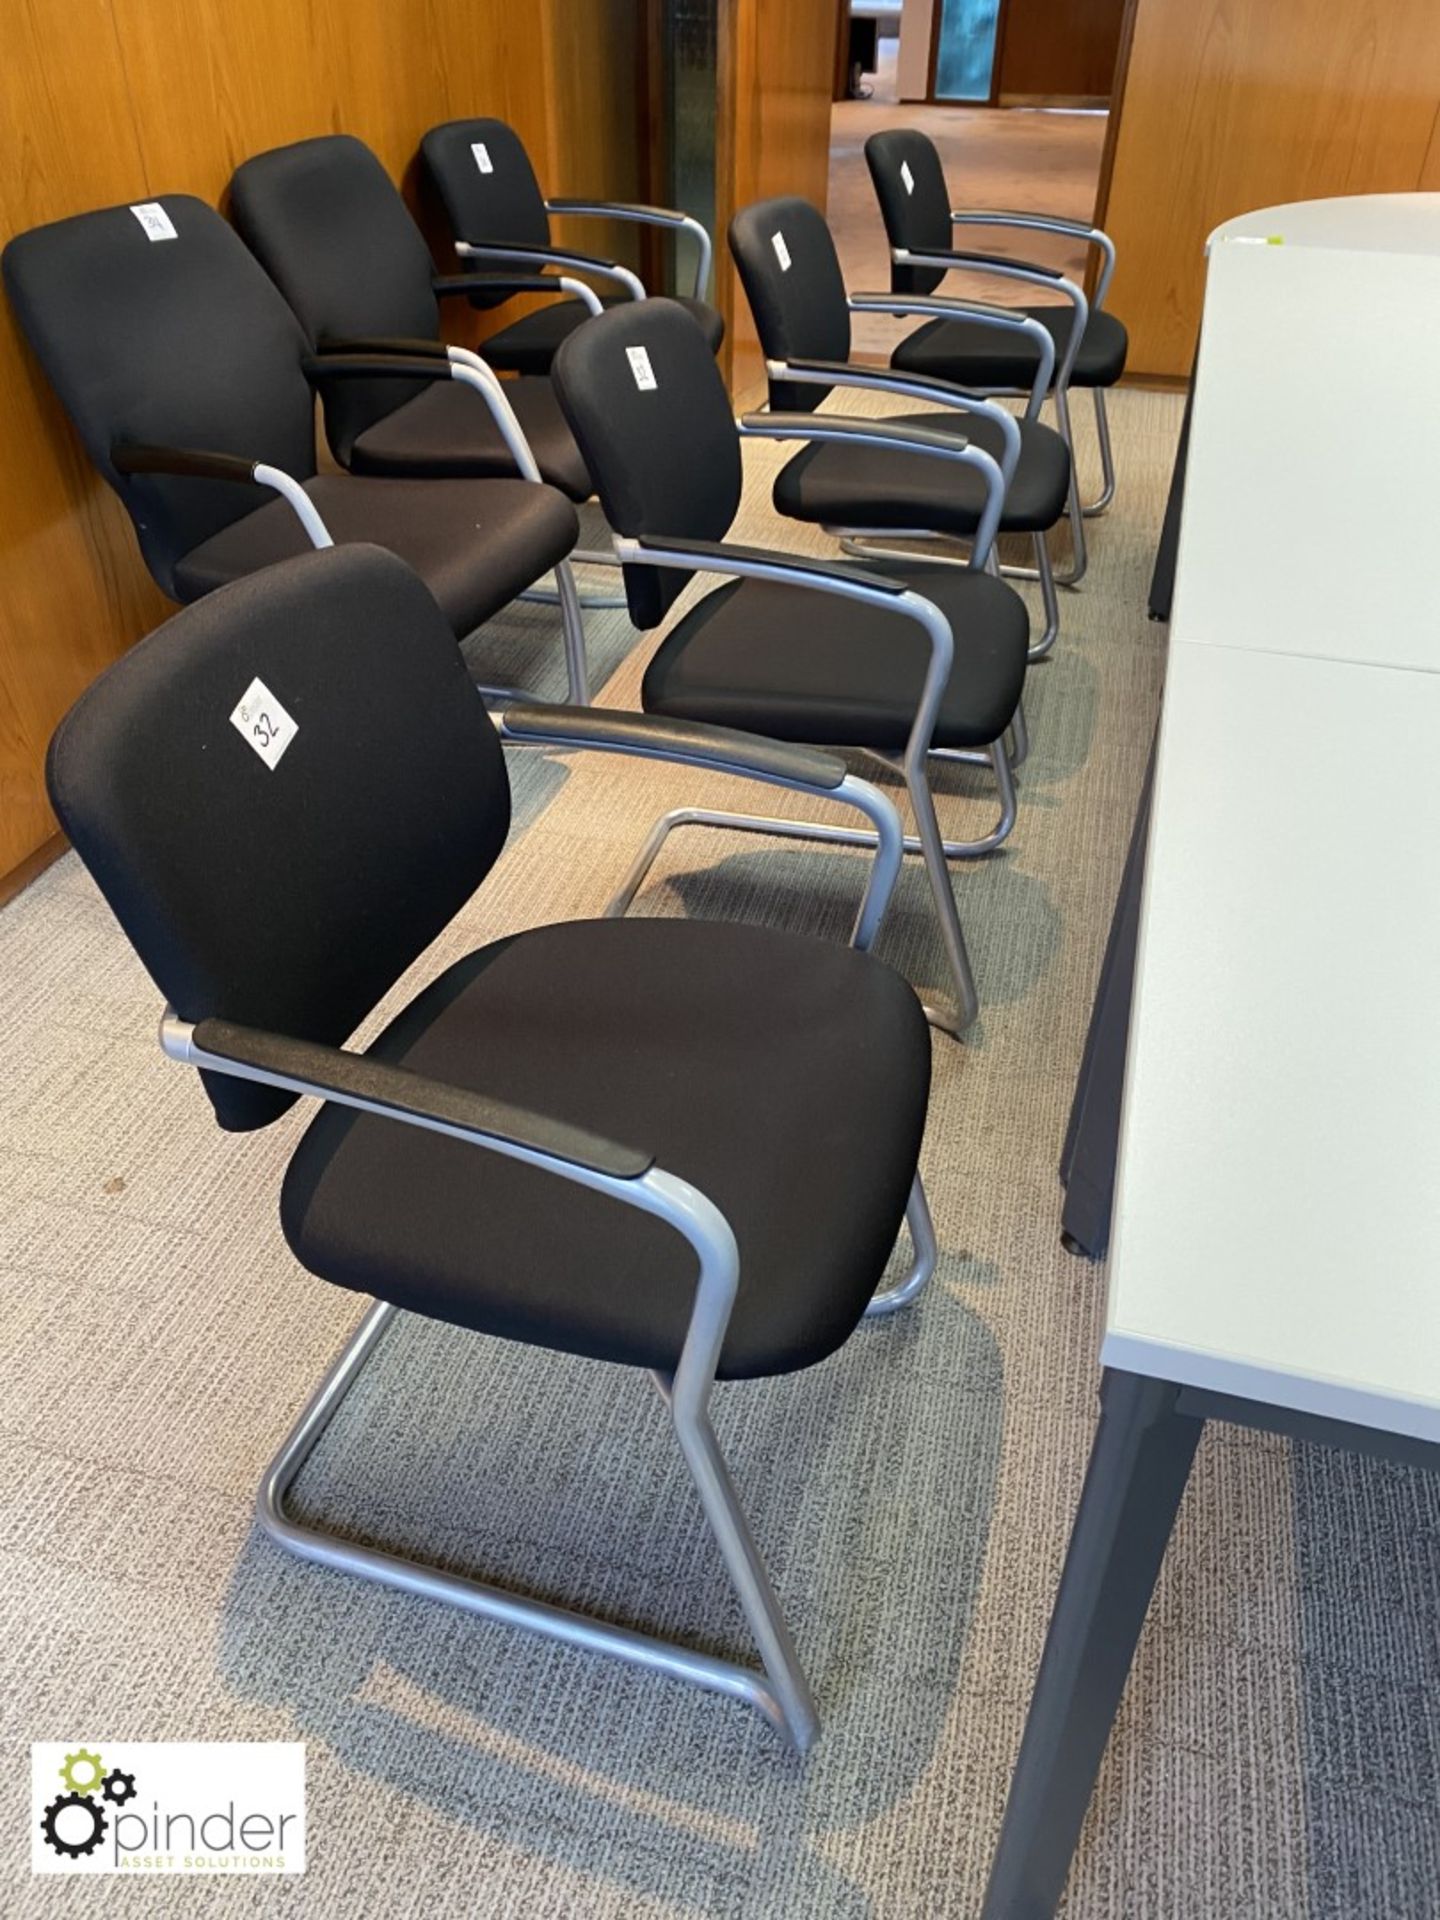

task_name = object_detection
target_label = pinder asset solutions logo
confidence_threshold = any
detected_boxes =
[32,1742,305,1875]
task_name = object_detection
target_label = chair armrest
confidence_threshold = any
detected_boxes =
[548,198,688,227]
[109,444,333,551]
[172,1013,651,1178]
[844,295,1057,406]
[303,351,545,484]
[951,210,1117,305]
[742,409,965,455]
[764,358,1024,473]
[738,413,1007,569]
[455,239,645,302]
[500,703,846,791]
[161,1012,744,1392]
[612,537,957,786]
[619,532,905,597]
[112,443,260,485]
[892,248,1089,387]
[301,354,459,383]
[317,335,449,359]
[434,271,569,299]
[435,270,606,317]
[545,201,712,299]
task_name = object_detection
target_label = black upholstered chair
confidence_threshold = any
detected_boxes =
[422,116,723,377]
[546,296,1033,1034]
[3,196,588,703]
[229,136,592,503]
[47,541,936,1749]
[728,197,1073,660]
[865,127,1127,559]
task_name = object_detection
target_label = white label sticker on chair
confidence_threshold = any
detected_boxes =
[130,202,178,242]
[471,141,494,174]
[626,345,658,392]
[230,677,298,771]
[772,231,792,272]
[900,160,915,196]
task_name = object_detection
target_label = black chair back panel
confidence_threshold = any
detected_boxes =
[422,119,552,310]
[551,300,741,628]
[727,197,851,413]
[46,546,511,1131]
[864,130,953,297]
[230,136,441,461]
[2,196,316,598]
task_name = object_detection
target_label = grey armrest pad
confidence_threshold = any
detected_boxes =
[434,272,566,298]
[192,1018,652,1180]
[900,248,1066,283]
[547,198,688,227]
[501,703,847,792]
[302,355,454,383]
[749,411,969,456]
[632,533,906,598]
[780,358,982,403]
[111,443,257,485]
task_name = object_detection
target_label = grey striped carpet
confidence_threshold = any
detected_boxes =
[2,384,1436,1917]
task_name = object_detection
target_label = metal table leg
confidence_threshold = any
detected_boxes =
[980,1369,1205,1920]
[1059,732,1158,1258]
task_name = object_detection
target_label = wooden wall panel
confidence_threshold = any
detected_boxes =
[995,0,1127,106]
[0,0,642,885]
[1099,0,1440,377]
[717,0,840,393]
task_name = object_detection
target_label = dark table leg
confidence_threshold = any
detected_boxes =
[1059,732,1158,1259]
[980,1370,1205,1920]
[1147,338,1199,622]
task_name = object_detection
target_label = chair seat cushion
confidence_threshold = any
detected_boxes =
[280,917,930,1380]
[348,376,592,500]
[892,304,1129,390]
[483,295,725,377]
[772,410,1069,537]
[642,562,1027,752]
[173,475,578,635]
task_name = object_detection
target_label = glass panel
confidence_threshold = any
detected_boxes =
[661,0,719,295]
[934,0,1000,102]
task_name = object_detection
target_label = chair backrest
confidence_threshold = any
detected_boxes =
[421,118,551,309]
[864,130,952,297]
[551,299,741,629]
[2,196,316,598]
[46,545,511,1132]
[229,135,441,463]
[727,197,851,413]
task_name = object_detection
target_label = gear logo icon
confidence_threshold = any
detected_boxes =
[102,1768,136,1807]
[40,1790,108,1859]
[39,1747,139,1862]
[59,1748,105,1795]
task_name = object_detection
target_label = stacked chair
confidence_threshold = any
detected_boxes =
[421,116,723,374]
[13,108,1127,1747]
[46,541,935,1752]
[728,196,1074,657]
[542,296,1029,1035]
[2,197,589,703]
[865,126,1128,569]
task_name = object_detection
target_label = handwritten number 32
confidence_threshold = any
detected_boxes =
[253,712,280,747]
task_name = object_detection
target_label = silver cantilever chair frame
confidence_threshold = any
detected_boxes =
[159,720,933,1752]
[767,330,1064,662]
[267,339,596,704]
[878,251,1091,588]
[455,218,712,612]
[559,422,1015,1035]
[948,209,1119,522]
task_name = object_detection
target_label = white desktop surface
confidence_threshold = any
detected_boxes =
[1103,640,1440,1443]
[1172,240,1440,674]
[1210,193,1440,257]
